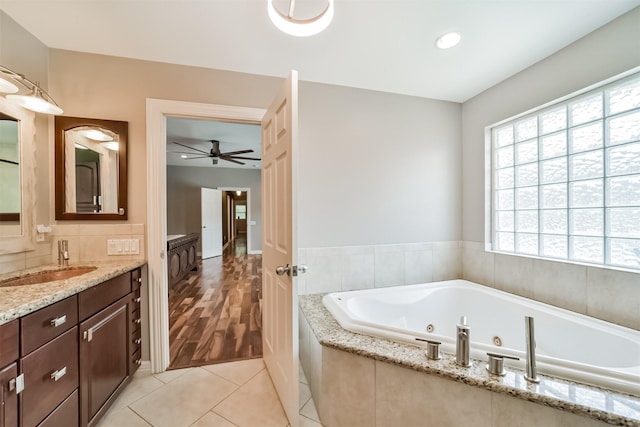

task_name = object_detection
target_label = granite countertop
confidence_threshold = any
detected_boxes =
[300,294,640,427]
[0,260,146,325]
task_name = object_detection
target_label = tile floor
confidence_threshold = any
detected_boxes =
[97,358,323,427]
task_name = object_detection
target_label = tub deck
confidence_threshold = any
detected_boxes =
[300,294,640,427]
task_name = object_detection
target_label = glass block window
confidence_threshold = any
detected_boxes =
[491,73,640,270]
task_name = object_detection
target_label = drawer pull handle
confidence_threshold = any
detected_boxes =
[50,315,67,327]
[135,297,141,303]
[134,318,141,324]
[84,329,93,342]
[8,374,24,394]
[135,338,141,345]
[51,367,67,382]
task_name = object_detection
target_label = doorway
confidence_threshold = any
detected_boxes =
[146,100,266,372]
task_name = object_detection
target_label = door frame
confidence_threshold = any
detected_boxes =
[146,98,265,372]
[217,187,256,254]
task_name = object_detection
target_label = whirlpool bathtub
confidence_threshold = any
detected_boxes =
[322,280,640,396]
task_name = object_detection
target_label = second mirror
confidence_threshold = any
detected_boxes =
[55,116,128,220]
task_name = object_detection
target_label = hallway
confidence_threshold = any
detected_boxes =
[168,236,262,369]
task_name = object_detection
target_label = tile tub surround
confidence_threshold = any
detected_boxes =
[0,259,146,324]
[298,241,461,295]
[299,295,640,427]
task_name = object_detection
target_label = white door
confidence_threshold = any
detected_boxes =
[262,71,299,425]
[201,187,222,259]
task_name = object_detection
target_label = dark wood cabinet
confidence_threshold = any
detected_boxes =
[79,297,129,427]
[0,264,144,427]
[78,267,143,427]
[19,327,78,427]
[0,363,18,427]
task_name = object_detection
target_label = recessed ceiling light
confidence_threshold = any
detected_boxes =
[435,32,461,49]
[180,155,188,159]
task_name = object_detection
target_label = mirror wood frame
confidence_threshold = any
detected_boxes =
[55,116,128,220]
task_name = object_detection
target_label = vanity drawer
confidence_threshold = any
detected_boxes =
[20,295,78,356]
[0,319,18,367]
[79,272,131,321]
[20,326,78,427]
[38,389,78,427]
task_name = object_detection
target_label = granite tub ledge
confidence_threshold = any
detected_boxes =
[300,294,640,427]
[0,259,146,325]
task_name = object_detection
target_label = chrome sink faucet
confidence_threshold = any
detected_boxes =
[58,240,69,267]
[456,316,471,367]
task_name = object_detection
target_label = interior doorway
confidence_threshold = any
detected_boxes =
[146,100,266,373]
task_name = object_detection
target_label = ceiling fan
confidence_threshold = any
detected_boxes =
[171,140,260,165]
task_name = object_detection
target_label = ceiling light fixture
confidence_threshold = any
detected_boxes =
[435,32,461,49]
[236,190,242,196]
[267,0,334,37]
[0,64,63,115]
[180,154,188,159]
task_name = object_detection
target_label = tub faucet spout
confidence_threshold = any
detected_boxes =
[524,316,540,383]
[456,316,471,367]
[58,240,69,267]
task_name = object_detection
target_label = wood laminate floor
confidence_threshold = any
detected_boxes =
[168,236,262,370]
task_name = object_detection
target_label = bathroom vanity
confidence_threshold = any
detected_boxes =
[0,261,145,427]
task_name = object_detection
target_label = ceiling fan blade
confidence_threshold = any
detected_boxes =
[172,141,210,155]
[168,151,204,155]
[225,156,261,161]
[183,155,211,159]
[220,149,253,156]
[221,157,245,165]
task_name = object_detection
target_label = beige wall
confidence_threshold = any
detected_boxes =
[49,49,282,227]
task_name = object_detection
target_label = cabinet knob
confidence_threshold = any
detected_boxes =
[135,297,141,303]
[136,359,142,365]
[138,277,142,283]
[134,318,141,324]
[135,338,141,345]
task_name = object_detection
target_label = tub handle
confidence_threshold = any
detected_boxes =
[486,352,519,376]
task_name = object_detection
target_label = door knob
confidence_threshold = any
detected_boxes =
[276,264,308,277]
[276,264,290,276]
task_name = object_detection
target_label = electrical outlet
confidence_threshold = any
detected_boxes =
[130,239,140,254]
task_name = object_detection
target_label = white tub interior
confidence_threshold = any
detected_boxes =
[322,279,640,396]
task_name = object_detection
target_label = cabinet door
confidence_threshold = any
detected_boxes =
[0,363,18,427]
[79,297,129,427]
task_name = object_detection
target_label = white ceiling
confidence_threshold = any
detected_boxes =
[2,1,638,169]
[1,0,638,103]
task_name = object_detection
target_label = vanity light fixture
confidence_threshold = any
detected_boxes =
[267,0,334,37]
[435,32,461,49]
[236,190,242,196]
[0,64,63,115]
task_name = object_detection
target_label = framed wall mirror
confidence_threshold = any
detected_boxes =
[0,97,36,255]
[55,116,128,220]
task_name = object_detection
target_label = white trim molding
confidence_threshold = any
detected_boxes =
[146,98,265,373]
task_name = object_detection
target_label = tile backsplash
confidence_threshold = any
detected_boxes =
[0,223,145,275]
